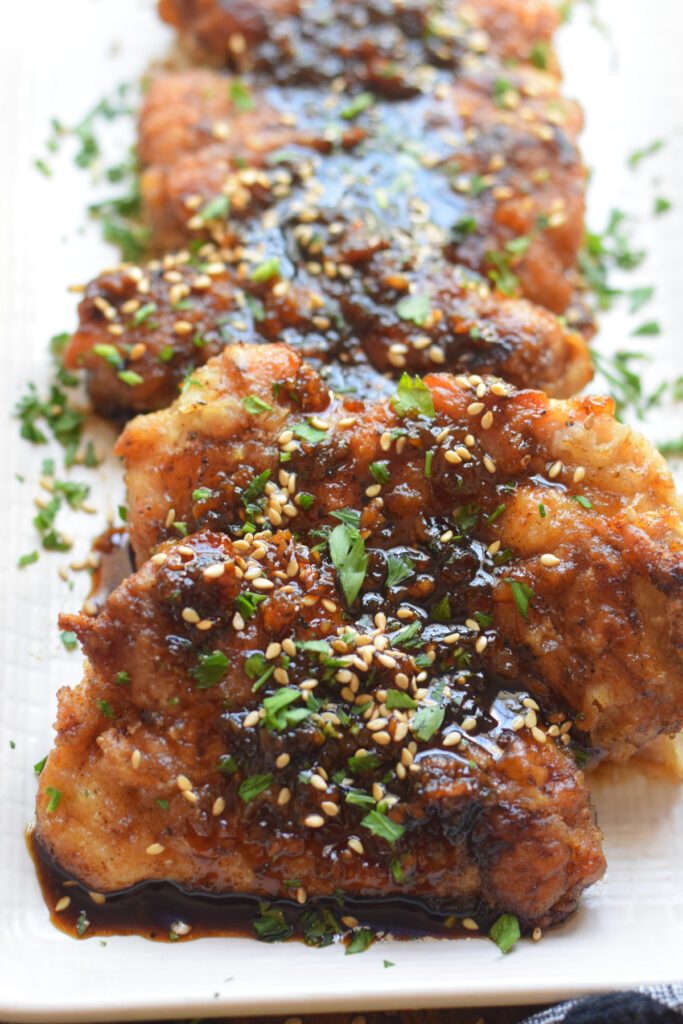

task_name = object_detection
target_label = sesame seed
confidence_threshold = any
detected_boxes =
[462,918,479,931]
[540,553,561,568]
[548,460,563,479]
[321,598,337,613]
[203,563,225,580]
[512,715,525,731]
[310,774,327,791]
[131,749,141,770]
[339,416,358,428]
[487,540,501,555]
[243,710,260,728]
[212,796,226,816]
[278,787,291,805]
[55,896,71,912]
[347,837,364,854]
[482,455,496,474]
[573,467,586,483]
[475,636,488,654]
[461,717,477,732]
[265,642,281,660]
[531,726,547,744]
[625,506,636,523]
[440,529,454,543]
[444,632,460,644]
[374,731,392,745]
[444,449,461,464]
[182,789,198,805]
[522,698,540,710]
[232,612,245,631]
[491,383,508,396]
[481,411,493,430]
[367,717,389,731]
[442,732,461,747]
[525,709,538,728]
[252,577,274,590]
[83,600,98,616]
[146,843,165,855]
[366,483,382,498]
[296,887,307,905]
[321,800,339,817]
[467,402,484,415]
[380,431,392,451]
[533,927,542,942]
[304,814,325,828]
[182,607,200,624]
[341,915,359,928]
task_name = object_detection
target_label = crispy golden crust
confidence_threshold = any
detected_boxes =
[115,344,683,759]
[36,529,604,928]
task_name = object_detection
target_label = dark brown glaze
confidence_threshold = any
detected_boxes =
[114,344,683,759]
[157,0,562,89]
[137,67,586,314]
[35,528,604,933]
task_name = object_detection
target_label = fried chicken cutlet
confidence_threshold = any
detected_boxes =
[137,66,586,317]
[36,528,605,935]
[65,242,590,415]
[115,343,683,761]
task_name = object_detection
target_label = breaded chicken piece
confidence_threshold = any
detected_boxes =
[138,67,586,317]
[65,243,591,415]
[115,344,683,760]
[157,0,561,87]
[36,529,605,932]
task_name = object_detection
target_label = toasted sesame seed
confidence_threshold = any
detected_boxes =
[366,483,382,498]
[625,505,636,523]
[461,717,477,732]
[232,612,245,631]
[512,715,525,731]
[278,787,291,806]
[380,431,392,451]
[475,636,488,654]
[540,553,561,567]
[243,710,260,728]
[83,600,98,616]
[88,891,106,905]
[310,774,327,791]
[197,619,213,631]
[347,837,364,854]
[462,918,479,931]
[442,732,461,747]
[533,927,542,942]
[481,411,493,430]
[523,697,540,710]
[182,789,198,805]
[467,402,485,415]
[321,598,337,613]
[321,800,339,817]
[548,460,563,479]
[265,642,281,660]
[252,577,274,590]
[182,607,200,624]
[367,717,389,732]
[212,796,226,816]
[444,449,461,464]
[440,529,454,543]
[444,632,461,644]
[55,896,71,912]
[146,843,165,856]
[341,915,359,928]
[203,562,225,580]
[491,382,508,396]
[482,455,496,474]
[296,887,307,905]
[531,726,547,744]
[524,709,537,728]
[339,415,358,428]
[304,814,325,828]
[573,467,586,483]
[131,749,141,770]
[176,775,192,791]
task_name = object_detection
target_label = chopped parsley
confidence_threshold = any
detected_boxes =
[238,773,273,804]
[242,394,273,415]
[386,691,418,710]
[385,552,415,589]
[489,913,520,954]
[396,292,431,325]
[329,521,368,606]
[391,373,436,419]
[628,139,664,170]
[229,79,254,112]
[190,650,230,689]
[340,91,374,120]
[45,786,62,812]
[244,652,275,692]
[293,421,327,444]
[252,903,293,942]
[250,256,281,283]
[302,908,341,947]
[198,194,230,224]
[346,928,375,955]
[431,594,451,620]
[60,630,78,651]
[505,580,534,621]
[369,460,391,484]
[76,910,90,937]
[18,551,39,569]
[412,705,444,742]
[631,320,660,337]
[96,699,114,718]
[361,808,405,847]
[234,591,267,622]
[263,688,310,732]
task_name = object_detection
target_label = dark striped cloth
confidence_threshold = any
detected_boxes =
[523,985,683,1022]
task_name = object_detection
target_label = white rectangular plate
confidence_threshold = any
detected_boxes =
[1,0,682,1020]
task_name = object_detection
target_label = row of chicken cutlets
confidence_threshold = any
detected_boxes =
[34,0,683,944]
